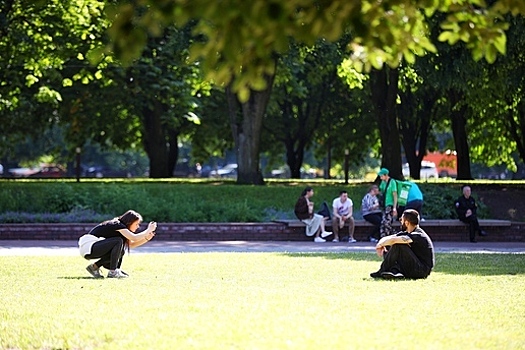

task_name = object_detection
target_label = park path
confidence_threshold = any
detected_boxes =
[0,240,524,256]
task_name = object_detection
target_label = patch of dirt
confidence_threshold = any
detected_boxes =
[475,185,525,221]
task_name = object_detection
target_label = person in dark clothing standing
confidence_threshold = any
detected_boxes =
[454,185,487,243]
[370,209,435,280]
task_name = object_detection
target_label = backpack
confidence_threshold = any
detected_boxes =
[317,201,332,220]
[397,180,413,206]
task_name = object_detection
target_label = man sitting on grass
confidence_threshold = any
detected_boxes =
[370,209,435,280]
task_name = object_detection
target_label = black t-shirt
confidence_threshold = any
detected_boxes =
[398,227,435,269]
[88,220,127,239]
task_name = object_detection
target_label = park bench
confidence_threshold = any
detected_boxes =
[274,218,512,241]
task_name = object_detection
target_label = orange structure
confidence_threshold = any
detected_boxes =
[423,150,457,177]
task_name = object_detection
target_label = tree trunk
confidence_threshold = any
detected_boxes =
[370,67,403,179]
[226,71,276,185]
[285,136,305,179]
[505,99,525,166]
[399,90,435,179]
[142,102,172,178]
[449,90,473,180]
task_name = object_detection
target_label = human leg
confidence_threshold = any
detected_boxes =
[347,216,356,242]
[406,200,423,217]
[331,216,341,241]
[380,244,430,279]
[309,214,328,242]
[85,237,124,270]
[364,213,382,241]
[460,217,477,242]
[380,206,394,238]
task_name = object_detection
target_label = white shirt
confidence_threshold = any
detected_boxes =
[332,197,352,217]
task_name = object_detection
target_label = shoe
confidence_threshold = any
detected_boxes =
[369,237,378,243]
[332,239,339,242]
[381,271,405,279]
[348,238,357,243]
[320,231,332,238]
[479,230,487,236]
[86,264,103,279]
[107,269,129,279]
[314,236,326,243]
[370,271,382,278]
[119,269,129,277]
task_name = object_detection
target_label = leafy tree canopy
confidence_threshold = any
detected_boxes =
[106,0,525,101]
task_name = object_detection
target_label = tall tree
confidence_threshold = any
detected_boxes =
[107,0,524,184]
[225,70,275,185]
[263,39,369,179]
[369,67,403,179]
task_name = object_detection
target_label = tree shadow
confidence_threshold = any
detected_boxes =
[279,252,525,276]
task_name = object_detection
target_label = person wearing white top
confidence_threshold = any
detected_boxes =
[332,190,356,243]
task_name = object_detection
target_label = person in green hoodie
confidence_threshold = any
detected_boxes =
[378,168,398,238]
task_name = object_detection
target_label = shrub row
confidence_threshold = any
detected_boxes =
[0,180,486,223]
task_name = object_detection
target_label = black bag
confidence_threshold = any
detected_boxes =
[317,201,332,220]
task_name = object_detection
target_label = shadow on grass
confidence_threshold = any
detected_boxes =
[57,276,101,280]
[279,252,525,276]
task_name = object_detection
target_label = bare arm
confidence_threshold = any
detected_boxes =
[375,234,412,257]
[333,206,340,219]
[128,232,156,248]
[392,190,398,213]
[117,222,157,241]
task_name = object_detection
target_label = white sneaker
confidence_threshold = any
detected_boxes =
[314,237,326,243]
[348,238,357,243]
[370,237,379,243]
[320,231,331,238]
[107,269,128,279]
[332,239,339,242]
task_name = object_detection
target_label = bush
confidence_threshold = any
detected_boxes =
[0,179,492,223]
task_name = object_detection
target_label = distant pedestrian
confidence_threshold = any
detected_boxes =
[331,190,356,243]
[454,185,487,243]
[361,185,382,243]
[378,168,398,237]
[398,181,424,218]
[294,187,331,242]
[78,210,157,278]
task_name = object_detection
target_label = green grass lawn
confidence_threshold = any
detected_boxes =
[1,253,524,349]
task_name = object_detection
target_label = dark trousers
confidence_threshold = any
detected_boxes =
[380,244,430,279]
[363,212,382,240]
[380,206,394,237]
[84,237,125,270]
[399,200,423,217]
[460,215,481,242]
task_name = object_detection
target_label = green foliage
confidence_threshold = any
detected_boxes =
[108,0,525,101]
[0,180,497,222]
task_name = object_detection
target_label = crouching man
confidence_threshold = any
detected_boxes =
[370,209,435,280]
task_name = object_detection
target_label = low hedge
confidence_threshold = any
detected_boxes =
[0,179,486,223]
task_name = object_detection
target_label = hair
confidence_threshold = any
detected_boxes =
[339,190,347,195]
[301,186,313,196]
[402,209,420,225]
[118,210,143,227]
[102,210,143,253]
[369,185,378,192]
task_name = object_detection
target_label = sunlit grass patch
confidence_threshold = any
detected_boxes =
[0,253,524,349]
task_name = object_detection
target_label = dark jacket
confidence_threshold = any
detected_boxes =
[455,195,477,220]
[294,196,311,220]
